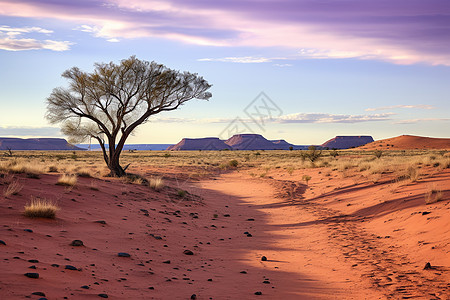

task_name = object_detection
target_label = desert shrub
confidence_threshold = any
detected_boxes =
[163,153,172,158]
[3,179,23,197]
[286,166,294,175]
[228,160,239,168]
[56,174,77,186]
[425,186,443,204]
[329,150,339,158]
[177,190,187,197]
[24,197,59,218]
[149,177,164,191]
[374,150,383,159]
[76,168,93,178]
[302,174,312,184]
[301,146,322,162]
[48,166,58,173]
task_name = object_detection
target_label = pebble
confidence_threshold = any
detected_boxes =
[191,294,197,299]
[24,229,33,233]
[183,250,194,255]
[0,240,6,245]
[65,265,78,270]
[424,262,433,270]
[28,259,39,263]
[81,285,89,289]
[118,252,131,257]
[163,260,171,264]
[98,294,108,298]
[24,273,39,279]
[261,256,267,261]
[70,240,84,246]
[32,292,46,296]
[94,220,107,224]
[255,291,262,295]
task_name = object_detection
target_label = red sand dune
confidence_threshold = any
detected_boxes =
[0,165,449,299]
[359,135,450,150]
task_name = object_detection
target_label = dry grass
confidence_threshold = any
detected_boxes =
[56,174,78,186]
[3,179,23,197]
[425,185,443,204]
[149,177,164,191]
[24,197,59,219]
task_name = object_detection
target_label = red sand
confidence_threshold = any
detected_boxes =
[0,166,449,299]
[359,135,450,150]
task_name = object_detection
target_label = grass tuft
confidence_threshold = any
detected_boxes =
[24,197,59,219]
[3,179,23,197]
[149,177,164,191]
[56,174,77,186]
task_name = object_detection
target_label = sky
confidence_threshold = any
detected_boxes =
[0,0,449,145]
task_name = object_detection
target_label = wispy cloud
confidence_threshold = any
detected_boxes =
[0,25,72,51]
[365,104,435,111]
[154,112,394,124]
[198,56,273,63]
[0,0,449,65]
[394,118,450,124]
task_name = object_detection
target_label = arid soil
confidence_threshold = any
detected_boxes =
[359,135,450,150]
[0,164,449,299]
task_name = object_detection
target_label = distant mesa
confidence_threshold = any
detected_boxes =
[358,135,450,150]
[167,134,309,151]
[167,137,232,151]
[0,138,84,151]
[321,136,374,149]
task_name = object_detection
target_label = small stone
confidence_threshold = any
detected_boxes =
[247,218,255,221]
[424,262,433,270]
[29,265,37,269]
[255,291,262,295]
[24,229,33,233]
[240,271,247,274]
[207,278,213,281]
[247,234,253,237]
[51,264,60,267]
[183,250,194,255]
[422,211,431,216]
[191,294,197,300]
[98,294,108,298]
[81,285,89,289]
[263,280,270,284]
[94,220,107,224]
[70,240,84,246]
[163,260,171,264]
[118,252,131,257]
[0,240,6,245]
[261,256,267,261]
[28,259,39,263]
[65,265,78,270]
[38,298,48,300]
[148,287,154,290]
[24,272,39,279]
[32,292,46,296]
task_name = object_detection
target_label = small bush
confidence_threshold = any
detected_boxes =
[425,186,443,204]
[228,160,239,168]
[374,150,383,159]
[76,168,93,178]
[3,179,23,197]
[149,177,164,191]
[177,190,187,197]
[48,166,58,173]
[24,197,59,219]
[302,174,312,184]
[56,174,77,186]
[301,146,322,162]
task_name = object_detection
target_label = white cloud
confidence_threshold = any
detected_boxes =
[198,56,273,63]
[0,25,72,51]
[365,104,435,112]
[394,118,450,124]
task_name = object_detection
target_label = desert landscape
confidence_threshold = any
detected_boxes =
[0,135,449,299]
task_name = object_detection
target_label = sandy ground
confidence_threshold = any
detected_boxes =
[359,135,450,150]
[0,165,449,299]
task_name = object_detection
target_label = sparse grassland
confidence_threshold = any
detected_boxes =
[56,174,78,186]
[24,197,59,219]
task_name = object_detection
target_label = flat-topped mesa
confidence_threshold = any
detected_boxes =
[0,137,84,150]
[167,137,232,151]
[321,136,374,149]
[225,134,283,150]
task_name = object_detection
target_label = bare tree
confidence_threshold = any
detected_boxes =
[46,56,212,176]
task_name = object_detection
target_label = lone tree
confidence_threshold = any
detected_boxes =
[46,56,212,176]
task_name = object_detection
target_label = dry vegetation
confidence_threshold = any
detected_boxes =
[24,197,59,219]
[56,174,78,186]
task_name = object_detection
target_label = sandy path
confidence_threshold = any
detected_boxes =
[193,172,385,299]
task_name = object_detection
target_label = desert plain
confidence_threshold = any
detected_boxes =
[0,135,449,300]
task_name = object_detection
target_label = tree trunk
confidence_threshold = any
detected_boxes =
[108,155,125,177]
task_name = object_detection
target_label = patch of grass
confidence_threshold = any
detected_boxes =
[374,149,383,159]
[48,166,58,173]
[228,159,239,168]
[3,179,23,197]
[177,190,187,197]
[24,197,59,219]
[425,185,443,204]
[56,174,77,186]
[149,177,164,191]
[302,174,312,184]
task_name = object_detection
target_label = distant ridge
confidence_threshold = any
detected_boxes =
[167,138,231,151]
[321,136,374,149]
[0,138,84,151]
[358,135,450,150]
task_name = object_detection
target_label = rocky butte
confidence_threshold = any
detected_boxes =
[321,136,374,149]
[0,138,84,151]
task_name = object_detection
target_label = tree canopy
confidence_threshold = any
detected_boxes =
[46,56,212,176]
